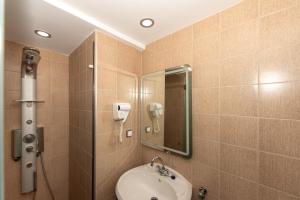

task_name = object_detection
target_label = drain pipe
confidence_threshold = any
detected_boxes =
[198,187,208,200]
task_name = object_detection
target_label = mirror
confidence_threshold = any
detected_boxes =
[140,65,192,157]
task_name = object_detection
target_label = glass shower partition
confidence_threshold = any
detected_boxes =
[0,0,4,199]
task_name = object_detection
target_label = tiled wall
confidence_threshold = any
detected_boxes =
[4,41,69,200]
[141,0,300,200]
[95,31,142,200]
[69,33,95,200]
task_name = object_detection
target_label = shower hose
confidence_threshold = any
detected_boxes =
[33,153,55,200]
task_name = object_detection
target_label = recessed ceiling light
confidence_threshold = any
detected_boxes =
[140,18,154,28]
[34,30,51,38]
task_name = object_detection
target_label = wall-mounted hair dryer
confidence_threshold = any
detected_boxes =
[149,102,163,133]
[113,103,131,142]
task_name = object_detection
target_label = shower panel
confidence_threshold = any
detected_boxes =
[11,47,44,193]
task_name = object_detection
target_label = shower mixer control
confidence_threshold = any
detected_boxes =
[26,162,33,168]
[12,128,44,160]
[25,146,34,152]
[23,134,35,143]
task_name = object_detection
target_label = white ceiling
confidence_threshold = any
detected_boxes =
[5,0,95,54]
[5,0,242,54]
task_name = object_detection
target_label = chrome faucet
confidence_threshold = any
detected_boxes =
[150,156,169,176]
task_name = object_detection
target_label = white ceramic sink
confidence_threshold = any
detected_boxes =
[116,163,192,200]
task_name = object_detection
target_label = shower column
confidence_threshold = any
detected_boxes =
[19,47,40,193]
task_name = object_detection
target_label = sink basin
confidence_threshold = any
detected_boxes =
[115,163,192,200]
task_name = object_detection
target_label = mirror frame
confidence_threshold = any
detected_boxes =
[140,64,192,158]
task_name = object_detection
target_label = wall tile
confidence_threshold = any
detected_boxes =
[220,172,258,200]
[260,152,300,197]
[259,6,300,50]
[220,20,258,59]
[5,71,21,91]
[220,0,259,29]
[96,133,117,154]
[220,116,258,149]
[99,89,116,112]
[258,45,300,84]
[194,114,220,142]
[260,0,300,17]
[220,85,258,116]
[192,162,220,196]
[4,43,22,72]
[172,26,193,45]
[194,33,220,63]
[193,61,219,88]
[172,156,192,180]
[220,53,258,86]
[194,14,220,39]
[194,138,220,168]
[259,185,300,200]
[259,118,300,158]
[98,68,116,90]
[259,82,300,120]
[221,144,258,181]
[171,42,193,67]
[194,88,219,115]
[146,35,173,52]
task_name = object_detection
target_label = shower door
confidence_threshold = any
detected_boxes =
[0,0,4,199]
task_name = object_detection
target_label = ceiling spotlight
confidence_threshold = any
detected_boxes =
[140,18,154,28]
[34,30,51,38]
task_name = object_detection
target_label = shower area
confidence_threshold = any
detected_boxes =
[5,41,72,199]
[4,30,141,200]
[5,36,96,200]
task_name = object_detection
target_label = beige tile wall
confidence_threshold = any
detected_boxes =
[4,41,69,200]
[69,33,95,200]
[95,31,142,200]
[141,0,300,200]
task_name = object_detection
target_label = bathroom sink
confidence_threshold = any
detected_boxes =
[115,163,192,200]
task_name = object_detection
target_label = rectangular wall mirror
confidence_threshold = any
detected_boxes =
[140,65,192,157]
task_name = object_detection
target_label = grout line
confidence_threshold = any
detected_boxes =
[259,150,300,162]
[218,140,300,161]
[219,113,300,122]
[220,142,257,152]
[258,3,300,19]
[256,11,261,198]
[220,169,258,184]
[258,183,300,199]
[217,15,221,199]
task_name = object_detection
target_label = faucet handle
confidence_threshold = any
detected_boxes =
[156,165,162,170]
[156,165,169,176]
